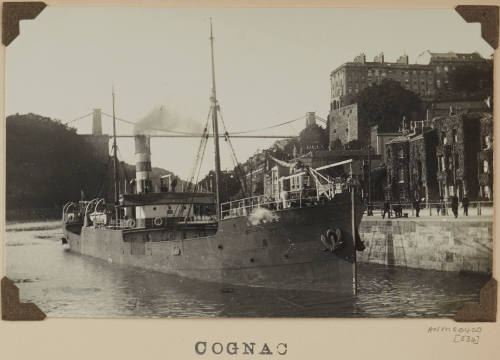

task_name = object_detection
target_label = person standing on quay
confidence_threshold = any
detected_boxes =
[413,198,420,217]
[451,195,459,218]
[382,199,391,219]
[462,196,469,216]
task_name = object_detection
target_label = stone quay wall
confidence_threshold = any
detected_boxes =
[358,218,493,274]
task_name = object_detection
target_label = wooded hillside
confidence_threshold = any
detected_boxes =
[6,113,178,215]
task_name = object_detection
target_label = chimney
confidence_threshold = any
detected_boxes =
[397,55,409,65]
[353,53,366,64]
[135,135,152,194]
[305,112,316,127]
[373,52,384,63]
[92,109,102,135]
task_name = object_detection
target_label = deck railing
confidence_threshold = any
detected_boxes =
[220,189,334,219]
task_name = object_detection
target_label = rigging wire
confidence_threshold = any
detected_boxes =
[173,108,211,218]
[63,112,93,125]
[116,147,131,186]
[217,109,247,197]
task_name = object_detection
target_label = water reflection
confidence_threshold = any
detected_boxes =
[6,221,490,318]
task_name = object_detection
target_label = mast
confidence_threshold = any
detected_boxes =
[209,18,222,220]
[112,86,119,206]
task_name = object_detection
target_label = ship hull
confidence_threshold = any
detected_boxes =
[63,192,363,294]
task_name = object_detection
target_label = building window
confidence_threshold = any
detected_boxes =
[484,135,491,149]
[452,129,457,144]
[398,148,404,158]
[484,186,491,200]
[483,160,489,173]
[436,80,441,88]
[399,169,405,183]
[440,156,445,171]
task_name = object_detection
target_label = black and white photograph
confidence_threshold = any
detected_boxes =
[3,6,494,318]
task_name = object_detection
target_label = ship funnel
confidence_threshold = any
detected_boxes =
[135,135,152,194]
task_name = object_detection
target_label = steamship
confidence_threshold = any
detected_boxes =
[61,22,365,294]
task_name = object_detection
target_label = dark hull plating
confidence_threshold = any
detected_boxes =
[63,193,363,294]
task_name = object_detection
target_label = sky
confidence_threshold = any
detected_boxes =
[6,7,492,180]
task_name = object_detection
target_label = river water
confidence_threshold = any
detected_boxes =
[5,221,490,318]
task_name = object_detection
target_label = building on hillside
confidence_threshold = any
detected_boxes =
[241,152,268,197]
[263,163,290,200]
[416,51,491,100]
[330,51,490,109]
[384,111,492,202]
[432,112,491,201]
[330,52,435,109]
[370,125,400,164]
[384,135,411,201]
[328,103,365,147]
[408,126,440,202]
[428,100,489,118]
[384,121,440,203]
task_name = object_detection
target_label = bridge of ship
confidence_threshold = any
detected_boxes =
[221,159,356,219]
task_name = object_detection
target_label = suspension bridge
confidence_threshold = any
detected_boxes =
[63,110,328,139]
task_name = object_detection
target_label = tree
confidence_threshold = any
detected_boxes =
[345,139,363,150]
[330,138,343,150]
[355,79,423,132]
[297,123,328,153]
[6,113,181,216]
[448,63,493,102]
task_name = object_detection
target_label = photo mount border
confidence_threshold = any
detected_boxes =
[455,5,499,49]
[1,277,46,321]
[0,2,496,322]
[2,1,46,47]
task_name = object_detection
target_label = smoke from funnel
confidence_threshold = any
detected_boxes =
[134,106,203,135]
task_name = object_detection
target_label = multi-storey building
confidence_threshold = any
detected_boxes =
[416,51,491,100]
[370,125,400,164]
[384,111,492,202]
[432,112,487,201]
[330,51,490,110]
[477,114,493,200]
[329,103,363,147]
[384,127,440,203]
[384,134,411,201]
[408,124,439,202]
[329,52,435,110]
